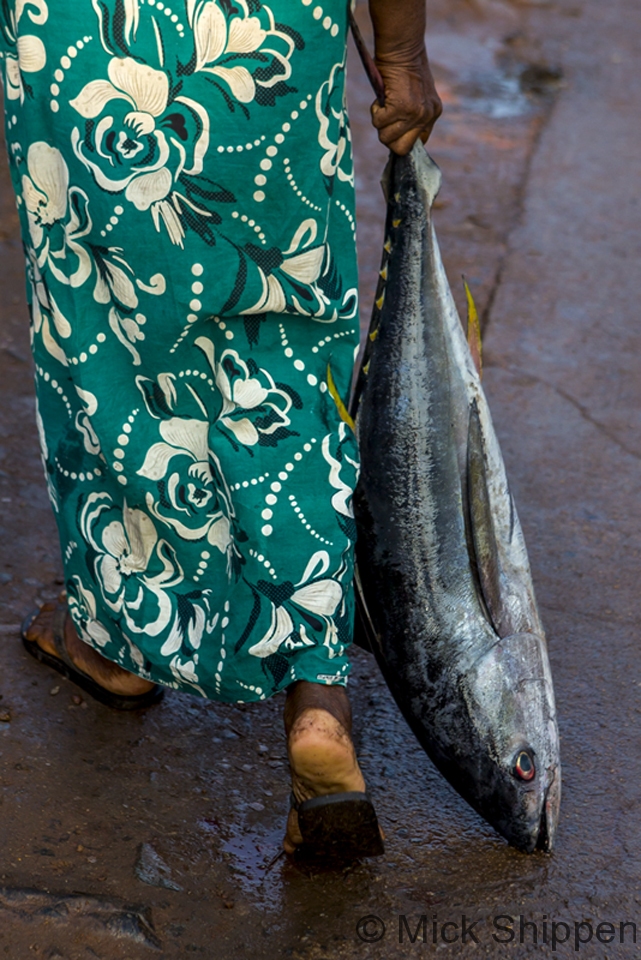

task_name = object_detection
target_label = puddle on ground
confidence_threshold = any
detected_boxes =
[428,30,560,118]
[201,816,286,910]
[458,73,532,118]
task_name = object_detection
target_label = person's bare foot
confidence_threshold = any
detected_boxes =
[282,681,379,854]
[25,600,155,697]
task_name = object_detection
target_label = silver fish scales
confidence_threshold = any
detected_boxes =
[352,144,561,853]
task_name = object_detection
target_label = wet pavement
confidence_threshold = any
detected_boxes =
[1,0,640,956]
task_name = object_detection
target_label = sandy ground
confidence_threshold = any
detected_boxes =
[0,0,640,956]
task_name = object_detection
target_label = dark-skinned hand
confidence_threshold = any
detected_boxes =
[371,51,442,156]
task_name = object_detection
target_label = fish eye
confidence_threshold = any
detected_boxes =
[514,750,535,782]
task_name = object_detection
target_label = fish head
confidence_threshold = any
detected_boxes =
[460,631,561,853]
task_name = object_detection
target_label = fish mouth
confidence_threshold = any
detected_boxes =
[535,768,560,852]
[536,794,550,851]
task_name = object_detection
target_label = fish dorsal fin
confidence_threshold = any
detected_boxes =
[464,278,483,379]
[467,400,503,634]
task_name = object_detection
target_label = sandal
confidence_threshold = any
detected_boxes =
[21,603,164,712]
[290,790,384,860]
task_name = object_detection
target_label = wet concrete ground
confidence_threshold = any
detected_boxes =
[1,0,640,956]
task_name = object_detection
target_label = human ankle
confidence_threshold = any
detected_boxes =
[284,681,352,736]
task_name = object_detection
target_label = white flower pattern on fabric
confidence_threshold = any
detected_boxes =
[70,57,210,245]
[195,336,296,448]
[27,249,72,367]
[242,220,331,318]
[248,551,343,658]
[137,416,235,555]
[1,0,48,103]
[316,58,354,186]
[322,422,359,519]
[68,574,112,648]
[34,395,58,512]
[216,351,293,446]
[21,143,92,287]
[188,0,295,102]
[81,492,183,637]
[18,141,170,366]
[74,386,101,456]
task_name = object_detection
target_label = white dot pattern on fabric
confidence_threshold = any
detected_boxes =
[249,548,278,580]
[109,409,140,483]
[147,0,185,32]
[259,439,318,527]
[171,265,212,353]
[50,37,93,113]
[311,328,356,354]
[231,210,266,243]
[335,198,356,234]
[231,474,269,491]
[289,494,333,545]
[283,157,322,212]
[36,365,73,418]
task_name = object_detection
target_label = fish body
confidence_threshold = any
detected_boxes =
[352,144,561,852]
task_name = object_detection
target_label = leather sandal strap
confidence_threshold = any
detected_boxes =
[50,603,78,673]
[290,789,372,812]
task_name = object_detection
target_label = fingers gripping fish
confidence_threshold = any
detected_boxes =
[351,144,561,853]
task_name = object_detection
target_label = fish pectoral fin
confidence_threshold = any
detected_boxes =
[467,401,503,634]
[353,566,382,656]
[464,278,482,379]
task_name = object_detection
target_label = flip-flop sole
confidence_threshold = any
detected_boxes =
[21,609,164,712]
[296,792,385,860]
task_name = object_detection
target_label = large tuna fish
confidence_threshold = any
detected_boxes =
[351,143,561,852]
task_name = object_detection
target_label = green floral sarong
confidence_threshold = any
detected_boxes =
[0,0,360,701]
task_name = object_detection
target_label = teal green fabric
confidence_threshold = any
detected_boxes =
[0,0,360,701]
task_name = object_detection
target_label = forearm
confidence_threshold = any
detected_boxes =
[367,0,427,63]
[362,0,441,154]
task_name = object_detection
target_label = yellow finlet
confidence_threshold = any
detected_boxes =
[369,328,378,342]
[464,277,482,379]
[327,364,355,431]
[392,218,402,228]
[384,239,392,253]
[379,264,388,280]
[375,292,385,311]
